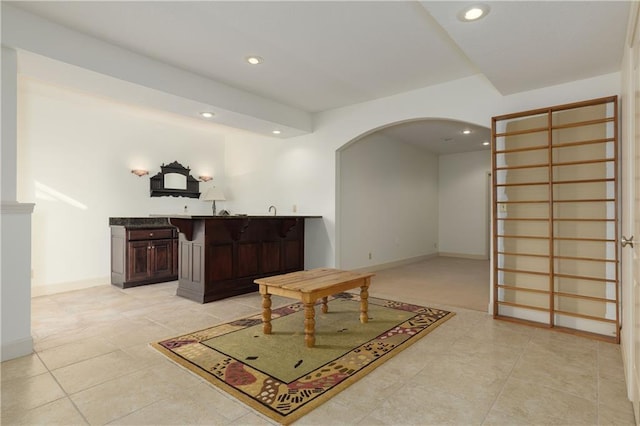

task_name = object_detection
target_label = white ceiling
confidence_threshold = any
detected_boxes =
[5,1,630,153]
[377,119,491,155]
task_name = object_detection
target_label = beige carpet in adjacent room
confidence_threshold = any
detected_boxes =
[368,256,490,312]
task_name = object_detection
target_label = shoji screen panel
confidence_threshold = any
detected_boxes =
[492,96,619,343]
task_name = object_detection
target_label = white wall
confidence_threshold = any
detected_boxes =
[438,150,491,258]
[16,73,621,296]
[338,133,439,269]
[18,79,229,295]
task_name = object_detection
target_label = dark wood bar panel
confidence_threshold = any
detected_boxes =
[169,216,320,303]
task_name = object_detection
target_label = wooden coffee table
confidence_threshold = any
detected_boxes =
[255,268,375,347]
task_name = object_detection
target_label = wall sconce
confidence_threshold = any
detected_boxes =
[199,175,213,182]
[131,169,149,177]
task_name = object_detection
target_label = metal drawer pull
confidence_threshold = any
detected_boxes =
[622,235,634,248]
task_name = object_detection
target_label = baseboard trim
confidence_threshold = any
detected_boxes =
[351,253,438,273]
[438,252,488,260]
[32,276,110,297]
[1,336,33,361]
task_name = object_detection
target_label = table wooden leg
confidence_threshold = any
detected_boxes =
[262,293,272,334]
[321,296,329,313]
[360,280,369,323]
[304,302,316,347]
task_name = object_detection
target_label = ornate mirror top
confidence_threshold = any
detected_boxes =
[150,161,200,198]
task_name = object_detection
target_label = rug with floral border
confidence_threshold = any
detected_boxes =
[151,292,454,425]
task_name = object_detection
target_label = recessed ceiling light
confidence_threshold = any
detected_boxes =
[458,4,489,22]
[246,56,264,65]
[462,129,472,135]
[482,141,490,146]
[200,112,215,118]
[272,130,281,135]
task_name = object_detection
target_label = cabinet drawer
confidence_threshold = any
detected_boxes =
[128,228,175,241]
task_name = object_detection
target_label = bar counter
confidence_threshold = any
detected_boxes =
[167,215,321,303]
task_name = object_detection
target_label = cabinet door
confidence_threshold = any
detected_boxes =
[150,239,174,278]
[128,241,151,282]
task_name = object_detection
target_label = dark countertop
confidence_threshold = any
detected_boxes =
[109,215,322,228]
[109,217,173,228]
[167,215,322,219]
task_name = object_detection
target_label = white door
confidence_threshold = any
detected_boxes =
[623,4,640,420]
[632,47,640,422]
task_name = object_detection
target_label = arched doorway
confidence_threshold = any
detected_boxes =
[335,118,491,311]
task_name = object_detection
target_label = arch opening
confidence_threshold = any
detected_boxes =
[335,117,491,311]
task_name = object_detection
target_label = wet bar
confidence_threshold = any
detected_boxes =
[168,215,320,303]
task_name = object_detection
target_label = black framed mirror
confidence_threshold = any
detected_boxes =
[150,161,200,198]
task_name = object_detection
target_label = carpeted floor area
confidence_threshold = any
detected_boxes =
[368,256,490,312]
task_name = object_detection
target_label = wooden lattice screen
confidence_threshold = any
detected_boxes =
[492,96,619,343]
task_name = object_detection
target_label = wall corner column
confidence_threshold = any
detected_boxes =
[1,46,35,361]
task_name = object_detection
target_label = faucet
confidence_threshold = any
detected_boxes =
[269,205,277,216]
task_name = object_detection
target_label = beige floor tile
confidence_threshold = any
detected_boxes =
[76,307,124,325]
[328,369,405,413]
[119,297,197,319]
[1,372,66,413]
[31,312,86,338]
[108,382,247,425]
[599,375,635,414]
[482,408,543,426]
[38,336,119,370]
[1,396,87,425]
[509,333,599,400]
[101,319,175,349]
[530,326,598,351]
[230,411,277,425]
[0,353,48,382]
[408,351,509,407]
[598,340,623,359]
[52,349,146,394]
[510,357,598,401]
[447,338,524,373]
[121,342,169,366]
[14,257,634,426]
[366,384,489,425]
[294,398,369,425]
[33,326,103,352]
[141,306,221,335]
[463,326,532,352]
[197,299,269,322]
[598,402,635,425]
[70,368,184,425]
[599,342,626,381]
[370,346,438,381]
[490,377,597,424]
[151,358,210,389]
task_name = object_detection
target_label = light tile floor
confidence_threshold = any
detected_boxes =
[1,258,635,425]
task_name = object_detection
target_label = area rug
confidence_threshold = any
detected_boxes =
[152,292,454,425]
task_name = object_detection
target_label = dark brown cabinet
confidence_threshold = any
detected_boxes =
[111,226,178,288]
[169,216,319,303]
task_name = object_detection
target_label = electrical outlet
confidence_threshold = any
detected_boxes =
[368,252,372,260]
[292,204,297,213]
